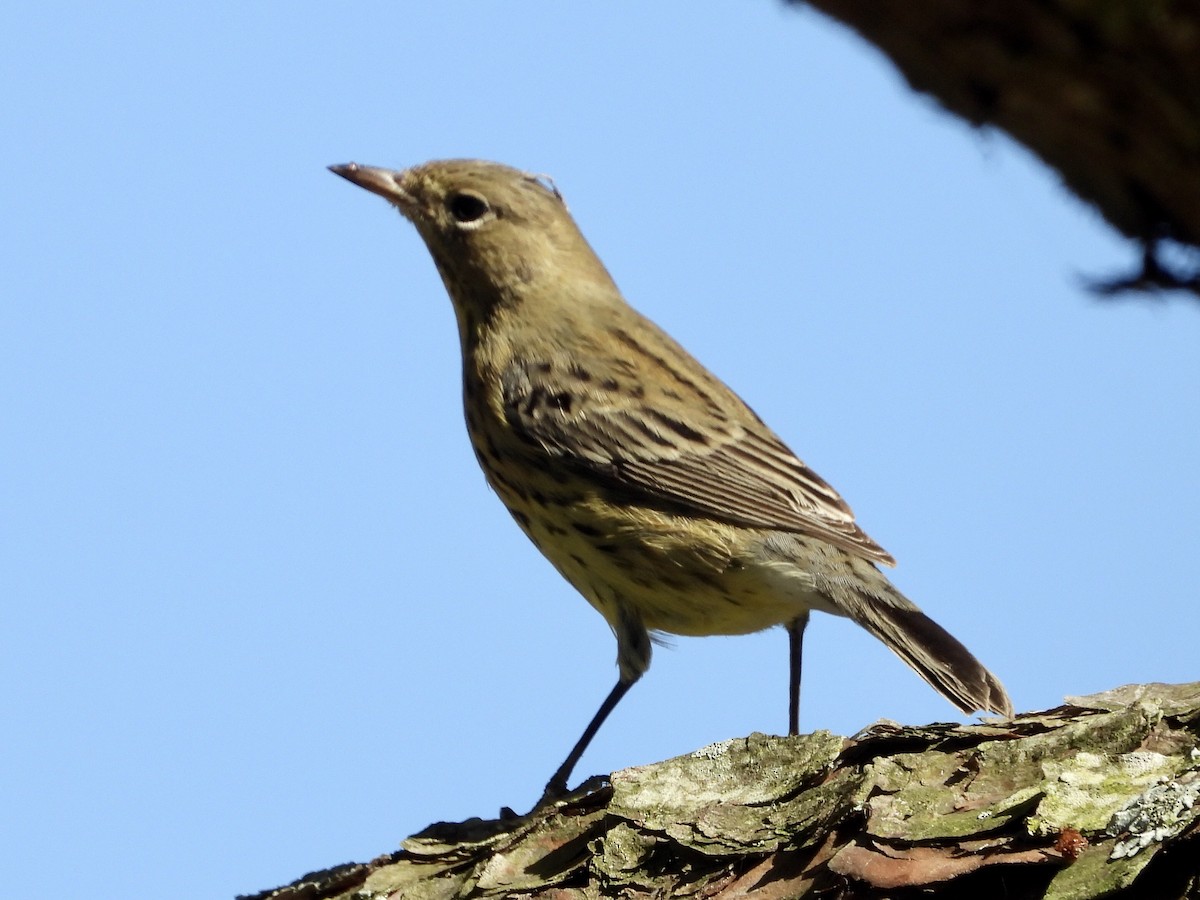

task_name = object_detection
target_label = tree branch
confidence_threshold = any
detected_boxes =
[791,0,1200,297]
[244,682,1200,899]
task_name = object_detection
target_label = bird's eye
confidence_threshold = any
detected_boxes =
[447,192,491,224]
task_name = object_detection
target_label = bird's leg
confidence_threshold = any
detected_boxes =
[538,677,636,807]
[788,613,810,736]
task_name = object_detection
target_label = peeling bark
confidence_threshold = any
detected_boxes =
[245,682,1200,900]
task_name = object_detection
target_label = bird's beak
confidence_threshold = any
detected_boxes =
[328,163,415,209]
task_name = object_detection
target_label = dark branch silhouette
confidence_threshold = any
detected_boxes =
[792,0,1200,298]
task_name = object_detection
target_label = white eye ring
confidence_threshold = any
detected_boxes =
[447,192,493,229]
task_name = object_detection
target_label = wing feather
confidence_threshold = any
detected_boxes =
[501,358,895,566]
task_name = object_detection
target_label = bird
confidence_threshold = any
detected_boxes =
[328,158,1013,805]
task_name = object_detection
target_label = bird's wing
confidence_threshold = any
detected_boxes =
[501,358,896,566]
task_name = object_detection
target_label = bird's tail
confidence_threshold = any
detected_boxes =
[850,593,1013,717]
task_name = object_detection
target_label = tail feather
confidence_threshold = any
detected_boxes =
[854,602,1013,717]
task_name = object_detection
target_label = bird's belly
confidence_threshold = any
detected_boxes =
[503,485,819,637]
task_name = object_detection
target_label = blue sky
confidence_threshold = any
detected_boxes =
[4,3,1197,898]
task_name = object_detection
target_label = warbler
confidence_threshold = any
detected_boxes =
[329,159,1013,804]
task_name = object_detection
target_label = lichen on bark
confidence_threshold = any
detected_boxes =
[245,682,1200,900]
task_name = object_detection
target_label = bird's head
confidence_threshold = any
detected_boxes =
[330,160,616,330]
